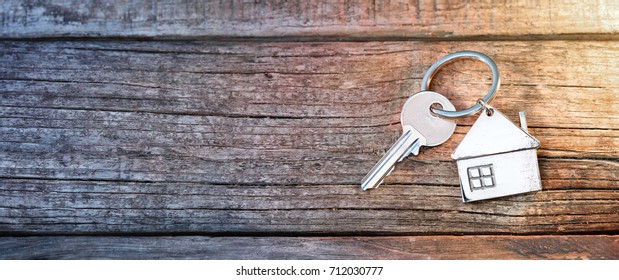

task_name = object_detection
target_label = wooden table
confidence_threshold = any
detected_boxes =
[1,0,617,259]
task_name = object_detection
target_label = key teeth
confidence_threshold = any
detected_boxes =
[399,144,420,161]
[385,166,394,177]
[398,152,408,162]
[410,145,420,156]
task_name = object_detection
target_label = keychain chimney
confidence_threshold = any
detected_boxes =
[519,112,528,131]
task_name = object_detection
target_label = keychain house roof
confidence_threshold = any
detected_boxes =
[452,109,542,202]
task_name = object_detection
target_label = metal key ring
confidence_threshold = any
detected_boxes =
[421,51,500,119]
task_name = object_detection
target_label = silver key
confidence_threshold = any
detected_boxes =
[361,91,456,190]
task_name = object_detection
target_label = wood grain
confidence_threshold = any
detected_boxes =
[1,0,618,39]
[1,1,619,260]
[0,235,617,259]
[2,178,618,234]
[0,40,617,235]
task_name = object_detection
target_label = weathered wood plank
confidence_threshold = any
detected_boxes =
[1,179,618,234]
[0,40,617,234]
[1,0,618,39]
[0,235,617,259]
[1,133,616,186]
[1,40,618,129]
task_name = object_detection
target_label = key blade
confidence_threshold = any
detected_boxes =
[361,129,423,190]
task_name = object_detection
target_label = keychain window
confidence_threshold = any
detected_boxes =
[467,164,496,191]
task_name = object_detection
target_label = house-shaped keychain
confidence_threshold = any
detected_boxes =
[452,108,542,202]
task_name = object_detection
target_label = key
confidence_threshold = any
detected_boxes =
[361,91,456,190]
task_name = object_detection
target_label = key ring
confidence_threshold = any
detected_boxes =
[421,51,500,119]
[477,98,494,116]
